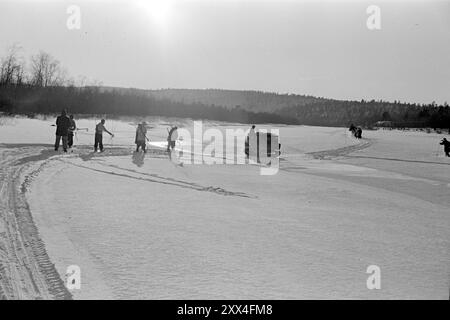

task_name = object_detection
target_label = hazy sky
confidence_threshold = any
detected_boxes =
[1,0,449,104]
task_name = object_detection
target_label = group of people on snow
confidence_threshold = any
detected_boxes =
[134,122,178,153]
[349,124,363,139]
[348,123,450,156]
[54,109,114,153]
[54,109,179,154]
[53,110,450,158]
[54,109,77,152]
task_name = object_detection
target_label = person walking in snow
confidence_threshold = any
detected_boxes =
[355,127,363,139]
[94,119,114,152]
[440,138,450,157]
[54,109,71,153]
[167,126,178,152]
[135,122,149,153]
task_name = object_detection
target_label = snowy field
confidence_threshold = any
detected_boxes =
[0,115,449,299]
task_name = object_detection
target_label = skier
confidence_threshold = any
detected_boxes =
[167,126,178,152]
[68,114,77,149]
[135,122,149,153]
[94,119,114,152]
[440,138,450,157]
[54,109,71,152]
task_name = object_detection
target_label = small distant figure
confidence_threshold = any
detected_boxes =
[135,122,149,153]
[68,115,77,149]
[55,109,71,153]
[167,126,178,152]
[349,124,362,139]
[94,119,114,152]
[440,138,450,157]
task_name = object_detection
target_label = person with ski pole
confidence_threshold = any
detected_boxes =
[135,121,149,153]
[94,119,114,152]
[167,126,178,152]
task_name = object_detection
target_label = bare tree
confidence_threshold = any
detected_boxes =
[30,51,65,87]
[54,66,68,86]
[14,64,25,85]
[0,44,25,85]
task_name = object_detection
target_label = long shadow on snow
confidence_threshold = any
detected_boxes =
[78,147,167,162]
[94,161,256,199]
[59,159,256,199]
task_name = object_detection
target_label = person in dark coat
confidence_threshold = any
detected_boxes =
[349,124,356,134]
[440,138,450,157]
[167,126,178,152]
[55,109,71,152]
[356,127,363,139]
[135,122,149,153]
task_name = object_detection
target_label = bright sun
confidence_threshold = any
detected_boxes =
[138,0,173,27]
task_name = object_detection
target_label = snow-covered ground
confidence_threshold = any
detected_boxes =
[0,116,449,299]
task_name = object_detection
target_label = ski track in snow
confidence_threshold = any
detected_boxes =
[1,122,449,299]
[306,138,373,160]
[59,159,256,199]
[0,146,72,299]
[0,142,256,299]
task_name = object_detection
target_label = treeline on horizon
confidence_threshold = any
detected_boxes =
[0,46,297,124]
[150,88,450,129]
[1,46,449,128]
[278,99,450,129]
[0,85,299,125]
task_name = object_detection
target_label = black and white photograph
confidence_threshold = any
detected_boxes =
[0,0,449,304]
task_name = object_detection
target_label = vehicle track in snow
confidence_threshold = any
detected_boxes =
[0,145,72,300]
[306,138,373,160]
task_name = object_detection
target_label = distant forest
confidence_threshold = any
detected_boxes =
[148,88,450,129]
[1,46,449,129]
[0,47,296,124]
[278,99,450,129]
[0,85,297,125]
[146,88,327,113]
